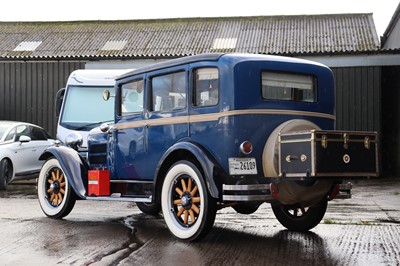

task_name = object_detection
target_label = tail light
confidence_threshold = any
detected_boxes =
[270,183,279,200]
[240,141,253,154]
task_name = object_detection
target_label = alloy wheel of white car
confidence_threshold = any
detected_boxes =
[38,158,76,218]
[0,159,12,190]
[161,160,216,241]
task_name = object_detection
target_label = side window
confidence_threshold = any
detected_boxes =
[4,127,16,142]
[121,79,144,115]
[261,71,316,102]
[30,126,48,141]
[194,68,219,107]
[15,125,29,142]
[151,71,186,112]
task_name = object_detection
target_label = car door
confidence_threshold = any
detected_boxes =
[145,69,189,180]
[28,126,54,169]
[7,125,37,175]
[113,77,148,180]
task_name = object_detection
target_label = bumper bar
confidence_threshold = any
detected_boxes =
[222,182,352,202]
[222,184,274,201]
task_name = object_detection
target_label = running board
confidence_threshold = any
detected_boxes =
[86,193,152,203]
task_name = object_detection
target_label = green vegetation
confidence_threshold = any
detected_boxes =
[323,219,380,226]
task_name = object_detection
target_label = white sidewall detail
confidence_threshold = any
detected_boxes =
[161,162,205,240]
[263,119,320,177]
[38,158,69,217]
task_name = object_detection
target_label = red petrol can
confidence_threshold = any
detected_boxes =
[88,169,110,196]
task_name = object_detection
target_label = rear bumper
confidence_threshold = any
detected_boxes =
[222,182,352,202]
[222,184,274,202]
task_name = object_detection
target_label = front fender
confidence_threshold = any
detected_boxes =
[156,141,221,198]
[39,146,89,199]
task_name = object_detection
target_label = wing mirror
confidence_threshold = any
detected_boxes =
[19,135,31,143]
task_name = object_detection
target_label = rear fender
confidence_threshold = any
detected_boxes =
[39,146,89,199]
[156,141,221,198]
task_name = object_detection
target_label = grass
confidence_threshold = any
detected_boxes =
[323,219,380,226]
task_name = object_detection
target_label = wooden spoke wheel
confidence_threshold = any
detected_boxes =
[38,158,76,219]
[172,175,201,226]
[46,168,66,207]
[161,160,216,241]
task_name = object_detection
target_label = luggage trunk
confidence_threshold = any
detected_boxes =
[279,130,378,178]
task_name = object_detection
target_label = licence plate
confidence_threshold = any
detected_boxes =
[228,158,257,175]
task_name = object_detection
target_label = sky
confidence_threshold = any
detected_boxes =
[0,0,398,37]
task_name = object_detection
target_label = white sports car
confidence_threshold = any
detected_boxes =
[0,121,55,190]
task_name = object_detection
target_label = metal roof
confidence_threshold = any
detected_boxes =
[0,14,379,59]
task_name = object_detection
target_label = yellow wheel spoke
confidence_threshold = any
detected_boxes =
[192,197,201,203]
[175,187,183,197]
[189,209,195,223]
[183,210,189,224]
[177,206,185,216]
[60,188,65,195]
[173,199,182,205]
[56,169,60,180]
[54,194,58,206]
[191,186,198,197]
[181,179,187,192]
[60,182,65,188]
[49,193,55,202]
[51,172,56,181]
[58,193,63,203]
[47,179,53,184]
[191,204,200,214]
[47,189,52,193]
[187,178,192,192]
[59,174,64,183]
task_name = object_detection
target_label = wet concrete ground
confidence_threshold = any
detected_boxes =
[0,178,399,265]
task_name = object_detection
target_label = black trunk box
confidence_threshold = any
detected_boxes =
[279,130,378,178]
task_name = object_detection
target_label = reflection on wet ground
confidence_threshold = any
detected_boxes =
[0,178,399,265]
[0,184,37,198]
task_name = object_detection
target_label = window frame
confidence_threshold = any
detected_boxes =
[149,70,187,113]
[260,70,318,103]
[119,78,145,117]
[192,67,220,108]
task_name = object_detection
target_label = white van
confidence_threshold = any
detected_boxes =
[55,69,130,154]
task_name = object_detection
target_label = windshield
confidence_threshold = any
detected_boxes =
[0,123,13,140]
[60,85,115,131]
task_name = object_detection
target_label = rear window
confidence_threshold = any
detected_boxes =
[261,71,316,102]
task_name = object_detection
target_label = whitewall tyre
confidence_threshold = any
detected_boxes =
[37,158,76,219]
[161,160,216,241]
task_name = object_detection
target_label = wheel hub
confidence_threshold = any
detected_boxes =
[181,192,193,210]
[49,181,60,194]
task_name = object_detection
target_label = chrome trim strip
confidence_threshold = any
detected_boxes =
[283,172,378,177]
[115,109,336,130]
[280,138,312,144]
[223,184,271,191]
[314,138,377,143]
[223,195,273,201]
[86,195,152,202]
[110,180,153,184]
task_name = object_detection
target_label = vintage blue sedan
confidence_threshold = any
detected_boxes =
[37,53,377,241]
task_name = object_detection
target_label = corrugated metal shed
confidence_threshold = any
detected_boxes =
[0,14,379,59]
